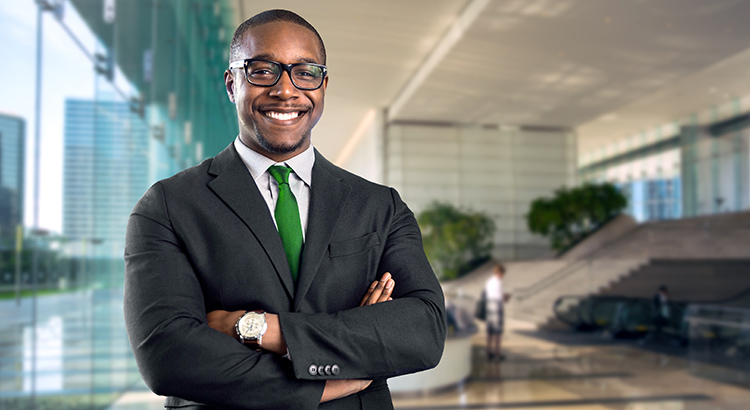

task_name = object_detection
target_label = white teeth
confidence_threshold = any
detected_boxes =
[265,111,300,121]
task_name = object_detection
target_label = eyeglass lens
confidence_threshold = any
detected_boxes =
[246,60,324,89]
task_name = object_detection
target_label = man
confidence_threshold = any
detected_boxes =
[124,9,446,410]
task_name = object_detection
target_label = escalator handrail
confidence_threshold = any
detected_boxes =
[554,295,687,332]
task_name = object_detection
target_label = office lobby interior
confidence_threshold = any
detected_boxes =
[3,0,750,409]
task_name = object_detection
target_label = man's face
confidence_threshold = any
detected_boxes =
[225,21,328,161]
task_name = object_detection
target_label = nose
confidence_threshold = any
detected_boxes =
[269,70,299,100]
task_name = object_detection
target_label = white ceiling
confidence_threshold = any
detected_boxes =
[231,0,750,160]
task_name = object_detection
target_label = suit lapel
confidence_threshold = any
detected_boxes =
[207,144,295,300]
[294,151,351,309]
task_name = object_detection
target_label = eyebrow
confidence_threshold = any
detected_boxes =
[251,53,321,65]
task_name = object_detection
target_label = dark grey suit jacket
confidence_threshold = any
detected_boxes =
[124,143,446,410]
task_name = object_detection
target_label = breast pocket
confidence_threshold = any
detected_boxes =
[328,232,381,258]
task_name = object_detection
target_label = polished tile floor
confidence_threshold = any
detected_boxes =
[108,318,750,410]
[390,319,750,410]
[0,290,140,410]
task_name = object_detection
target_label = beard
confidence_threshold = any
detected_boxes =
[251,124,310,155]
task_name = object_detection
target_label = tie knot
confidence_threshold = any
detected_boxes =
[268,165,293,185]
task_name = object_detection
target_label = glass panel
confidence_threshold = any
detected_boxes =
[1,1,236,408]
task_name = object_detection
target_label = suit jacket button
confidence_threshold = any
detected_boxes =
[331,365,340,375]
[317,365,325,376]
[308,365,318,376]
[324,365,332,375]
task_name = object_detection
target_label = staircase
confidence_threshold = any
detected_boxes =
[599,259,750,304]
[450,211,750,329]
[507,258,648,327]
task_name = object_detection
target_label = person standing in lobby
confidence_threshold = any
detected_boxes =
[123,9,445,410]
[652,285,671,336]
[485,262,510,361]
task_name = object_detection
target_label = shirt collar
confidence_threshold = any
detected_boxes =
[233,136,315,186]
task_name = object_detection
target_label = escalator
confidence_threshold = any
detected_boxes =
[553,295,688,340]
[554,284,750,347]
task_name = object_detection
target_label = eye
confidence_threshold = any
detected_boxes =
[247,61,279,79]
[292,65,323,79]
[250,68,274,76]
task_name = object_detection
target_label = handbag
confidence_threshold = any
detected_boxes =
[475,290,487,321]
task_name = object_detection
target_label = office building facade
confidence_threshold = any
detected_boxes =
[0,112,24,240]
[63,99,149,250]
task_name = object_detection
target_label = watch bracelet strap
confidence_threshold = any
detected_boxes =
[235,310,248,344]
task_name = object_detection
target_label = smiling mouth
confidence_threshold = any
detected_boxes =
[263,110,307,121]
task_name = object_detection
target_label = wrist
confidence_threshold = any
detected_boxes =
[260,313,288,355]
[206,309,245,340]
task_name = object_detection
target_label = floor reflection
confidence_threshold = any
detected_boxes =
[389,319,750,410]
[9,302,746,410]
[0,289,139,409]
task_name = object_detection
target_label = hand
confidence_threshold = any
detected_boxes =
[206,309,245,340]
[320,379,373,403]
[359,272,395,307]
[318,273,395,403]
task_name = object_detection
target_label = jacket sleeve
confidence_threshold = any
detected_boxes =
[124,182,325,410]
[279,188,447,381]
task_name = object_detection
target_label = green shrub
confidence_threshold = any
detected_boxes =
[417,202,495,281]
[526,182,627,253]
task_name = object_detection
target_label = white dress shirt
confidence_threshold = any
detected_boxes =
[233,137,314,240]
[233,137,314,361]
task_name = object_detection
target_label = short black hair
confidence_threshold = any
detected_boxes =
[229,9,326,65]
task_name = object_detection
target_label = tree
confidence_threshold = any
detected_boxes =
[417,202,495,281]
[526,183,627,253]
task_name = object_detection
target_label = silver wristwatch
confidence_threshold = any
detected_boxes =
[235,310,267,350]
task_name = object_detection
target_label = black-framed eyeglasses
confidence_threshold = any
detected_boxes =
[229,59,327,90]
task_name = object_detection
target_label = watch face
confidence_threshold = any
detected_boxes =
[239,313,265,338]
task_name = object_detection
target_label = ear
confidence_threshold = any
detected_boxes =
[322,75,329,93]
[224,69,236,103]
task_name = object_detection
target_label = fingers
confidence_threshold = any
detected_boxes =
[369,272,394,305]
[358,272,395,307]
[376,275,394,303]
[358,280,378,307]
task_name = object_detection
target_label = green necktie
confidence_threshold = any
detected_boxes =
[268,165,303,283]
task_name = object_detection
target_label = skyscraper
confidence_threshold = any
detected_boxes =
[63,99,149,252]
[0,112,25,240]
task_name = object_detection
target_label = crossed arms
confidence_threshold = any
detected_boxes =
[205,273,397,403]
[124,181,446,410]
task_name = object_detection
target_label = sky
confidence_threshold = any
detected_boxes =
[1,1,101,234]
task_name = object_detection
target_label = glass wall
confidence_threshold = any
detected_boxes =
[386,123,578,260]
[580,107,750,223]
[681,122,750,217]
[0,1,236,408]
